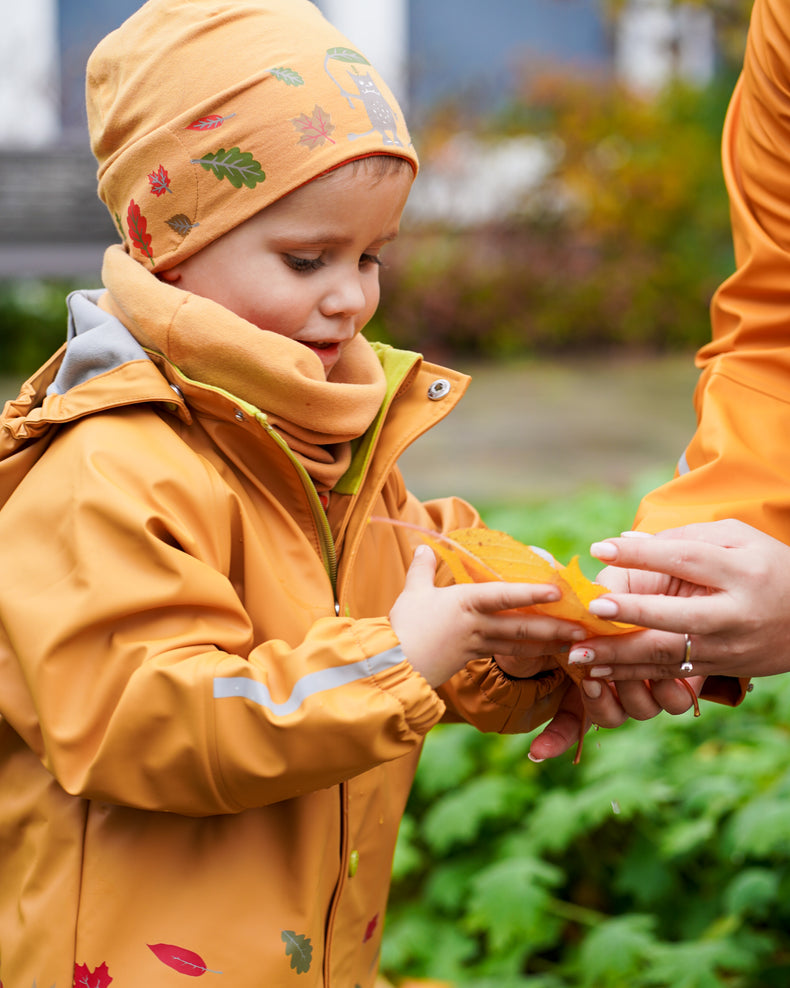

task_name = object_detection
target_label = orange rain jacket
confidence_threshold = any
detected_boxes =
[636,0,790,544]
[0,266,567,987]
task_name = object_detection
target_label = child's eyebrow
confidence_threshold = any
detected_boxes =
[277,230,400,247]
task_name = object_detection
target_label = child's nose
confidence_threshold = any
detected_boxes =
[320,269,367,317]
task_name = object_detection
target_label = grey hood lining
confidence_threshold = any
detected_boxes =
[47,290,151,397]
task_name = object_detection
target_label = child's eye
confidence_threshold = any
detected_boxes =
[284,255,324,273]
[360,253,383,268]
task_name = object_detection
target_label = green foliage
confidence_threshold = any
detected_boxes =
[381,482,790,986]
[372,74,735,360]
[0,280,83,376]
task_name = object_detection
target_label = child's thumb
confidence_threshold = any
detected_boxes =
[403,543,437,588]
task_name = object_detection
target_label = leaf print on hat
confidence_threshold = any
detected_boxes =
[148,164,173,197]
[147,942,221,976]
[281,931,313,974]
[291,106,336,149]
[186,113,237,132]
[270,66,304,86]
[127,199,155,266]
[326,46,370,65]
[167,214,200,237]
[73,961,113,987]
[190,148,265,189]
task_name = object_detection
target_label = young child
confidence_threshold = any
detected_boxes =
[0,2,583,984]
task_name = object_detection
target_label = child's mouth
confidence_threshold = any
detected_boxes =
[300,340,341,369]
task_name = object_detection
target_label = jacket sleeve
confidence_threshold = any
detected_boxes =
[635,0,790,542]
[0,414,445,817]
[632,0,790,707]
[394,489,570,733]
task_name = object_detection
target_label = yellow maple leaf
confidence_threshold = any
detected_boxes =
[424,527,639,638]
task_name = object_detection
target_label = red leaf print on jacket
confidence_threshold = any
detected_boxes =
[186,113,236,131]
[363,913,379,943]
[127,199,155,266]
[148,942,221,976]
[73,961,113,987]
[148,164,173,196]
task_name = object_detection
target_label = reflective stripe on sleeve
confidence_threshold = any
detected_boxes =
[213,646,406,717]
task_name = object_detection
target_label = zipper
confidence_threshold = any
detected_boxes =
[252,412,339,605]
[161,360,340,605]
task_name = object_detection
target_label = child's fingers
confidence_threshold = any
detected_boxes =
[401,544,437,589]
[461,580,562,614]
[483,609,585,644]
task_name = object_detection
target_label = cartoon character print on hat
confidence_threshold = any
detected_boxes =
[324,47,404,147]
[289,48,406,154]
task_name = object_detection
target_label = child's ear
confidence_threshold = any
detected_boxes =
[158,266,182,284]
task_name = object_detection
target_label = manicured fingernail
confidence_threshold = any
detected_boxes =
[588,597,618,618]
[528,753,545,763]
[590,666,613,678]
[590,541,617,561]
[568,647,595,665]
[582,679,602,698]
[620,530,654,538]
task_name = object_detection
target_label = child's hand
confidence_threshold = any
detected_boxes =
[390,545,585,688]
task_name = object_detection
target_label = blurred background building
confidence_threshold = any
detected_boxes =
[0,0,717,278]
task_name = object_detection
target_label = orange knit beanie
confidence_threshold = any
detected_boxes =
[86,0,418,272]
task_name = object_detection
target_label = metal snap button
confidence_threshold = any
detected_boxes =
[234,409,245,422]
[427,378,451,401]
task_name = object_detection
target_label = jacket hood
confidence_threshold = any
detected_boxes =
[48,289,152,398]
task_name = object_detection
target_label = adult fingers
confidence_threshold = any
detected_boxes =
[569,628,687,677]
[577,678,630,728]
[586,590,734,638]
[590,534,737,590]
[608,679,664,720]
[529,686,587,761]
[648,676,702,714]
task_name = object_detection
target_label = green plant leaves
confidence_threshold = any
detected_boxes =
[574,914,656,986]
[381,490,790,986]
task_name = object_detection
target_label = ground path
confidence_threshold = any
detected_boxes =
[399,352,700,504]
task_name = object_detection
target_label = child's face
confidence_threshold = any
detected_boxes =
[160,159,413,377]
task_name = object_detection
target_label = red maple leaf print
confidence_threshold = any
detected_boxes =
[186,113,237,131]
[73,961,113,987]
[148,164,173,196]
[148,943,220,977]
[363,913,379,943]
[291,105,336,149]
[127,199,155,266]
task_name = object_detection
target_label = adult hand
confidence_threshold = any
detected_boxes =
[526,670,703,761]
[568,519,790,682]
